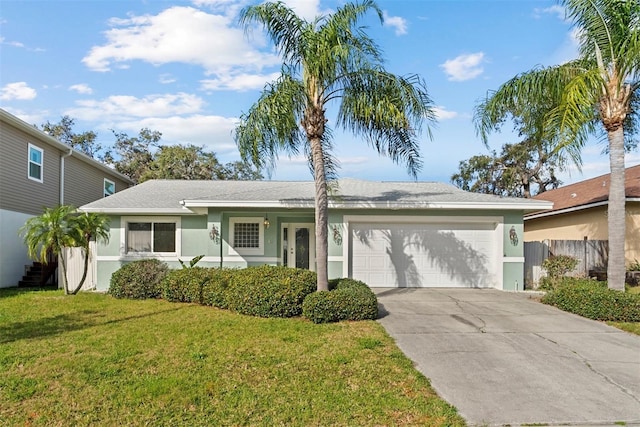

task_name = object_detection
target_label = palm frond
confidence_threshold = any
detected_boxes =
[335,68,434,177]
[235,69,307,176]
[239,1,305,65]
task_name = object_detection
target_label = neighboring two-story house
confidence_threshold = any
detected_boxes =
[0,109,133,287]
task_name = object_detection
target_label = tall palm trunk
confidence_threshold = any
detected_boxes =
[310,136,329,291]
[607,126,626,290]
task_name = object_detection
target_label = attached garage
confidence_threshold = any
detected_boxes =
[348,217,500,288]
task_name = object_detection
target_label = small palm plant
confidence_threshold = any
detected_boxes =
[20,205,109,295]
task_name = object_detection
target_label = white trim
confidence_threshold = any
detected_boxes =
[182,200,553,212]
[82,208,194,214]
[228,217,264,256]
[27,143,44,183]
[224,256,279,263]
[525,198,640,220]
[503,257,525,263]
[281,223,315,271]
[120,216,181,256]
[104,178,115,197]
[328,256,343,262]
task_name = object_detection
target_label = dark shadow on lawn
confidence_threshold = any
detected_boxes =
[0,306,185,344]
[0,286,58,298]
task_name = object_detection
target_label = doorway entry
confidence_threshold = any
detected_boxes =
[282,223,315,270]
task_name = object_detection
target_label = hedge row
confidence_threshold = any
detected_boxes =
[303,278,378,323]
[108,259,378,323]
[541,278,640,322]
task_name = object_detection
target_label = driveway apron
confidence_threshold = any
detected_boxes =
[375,288,640,427]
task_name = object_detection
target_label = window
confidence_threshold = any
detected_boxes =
[126,221,177,253]
[229,218,264,255]
[104,179,115,197]
[28,144,43,182]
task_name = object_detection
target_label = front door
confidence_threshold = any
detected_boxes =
[282,223,315,271]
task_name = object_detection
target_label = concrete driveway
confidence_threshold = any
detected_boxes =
[374,288,640,427]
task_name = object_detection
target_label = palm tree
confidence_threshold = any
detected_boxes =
[475,0,639,290]
[68,212,110,295]
[20,206,110,295]
[20,205,76,294]
[235,0,435,291]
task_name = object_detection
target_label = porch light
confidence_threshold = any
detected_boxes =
[263,215,270,229]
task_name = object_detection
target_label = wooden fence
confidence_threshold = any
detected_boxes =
[524,239,608,288]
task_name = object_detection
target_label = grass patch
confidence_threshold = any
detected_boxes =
[607,321,640,335]
[0,288,464,426]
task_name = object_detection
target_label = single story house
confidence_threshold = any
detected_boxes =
[524,164,640,264]
[80,179,552,291]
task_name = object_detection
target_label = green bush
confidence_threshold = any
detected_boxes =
[224,265,317,318]
[201,268,236,309]
[302,278,378,324]
[162,267,211,303]
[540,255,580,290]
[541,278,640,322]
[108,259,169,299]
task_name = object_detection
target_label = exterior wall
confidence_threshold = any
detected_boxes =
[0,114,132,288]
[524,202,640,263]
[63,155,130,208]
[0,120,62,214]
[93,208,527,291]
[0,209,34,286]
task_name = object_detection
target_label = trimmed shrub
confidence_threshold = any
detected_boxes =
[162,267,211,303]
[541,277,640,322]
[224,265,317,318]
[302,278,378,324]
[108,259,169,299]
[201,268,236,309]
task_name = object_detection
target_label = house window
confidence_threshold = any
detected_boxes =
[28,144,43,182]
[104,179,115,197]
[126,221,177,253]
[229,218,264,255]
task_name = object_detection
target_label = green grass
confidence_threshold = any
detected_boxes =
[0,288,464,426]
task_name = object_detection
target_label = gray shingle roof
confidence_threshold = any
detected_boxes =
[81,178,552,213]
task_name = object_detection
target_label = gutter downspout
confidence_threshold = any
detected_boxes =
[60,149,73,205]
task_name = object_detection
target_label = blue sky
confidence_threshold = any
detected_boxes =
[1,0,638,185]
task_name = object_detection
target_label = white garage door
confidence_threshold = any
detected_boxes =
[350,221,498,288]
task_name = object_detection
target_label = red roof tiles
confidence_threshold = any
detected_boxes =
[531,164,640,213]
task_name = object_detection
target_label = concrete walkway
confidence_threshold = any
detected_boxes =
[374,288,640,427]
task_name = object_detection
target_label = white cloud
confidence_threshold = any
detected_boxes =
[117,114,239,156]
[69,83,93,95]
[281,0,321,21]
[533,5,566,21]
[440,52,485,82]
[159,74,177,84]
[383,11,407,36]
[0,82,37,100]
[82,6,279,75]
[200,72,281,91]
[433,106,458,120]
[65,93,205,121]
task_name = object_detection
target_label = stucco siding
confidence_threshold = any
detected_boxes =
[0,209,34,287]
[91,207,529,290]
[0,121,61,214]
[524,203,640,262]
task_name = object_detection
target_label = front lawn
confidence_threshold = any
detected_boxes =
[0,288,464,426]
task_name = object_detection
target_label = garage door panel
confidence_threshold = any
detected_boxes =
[350,222,497,288]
